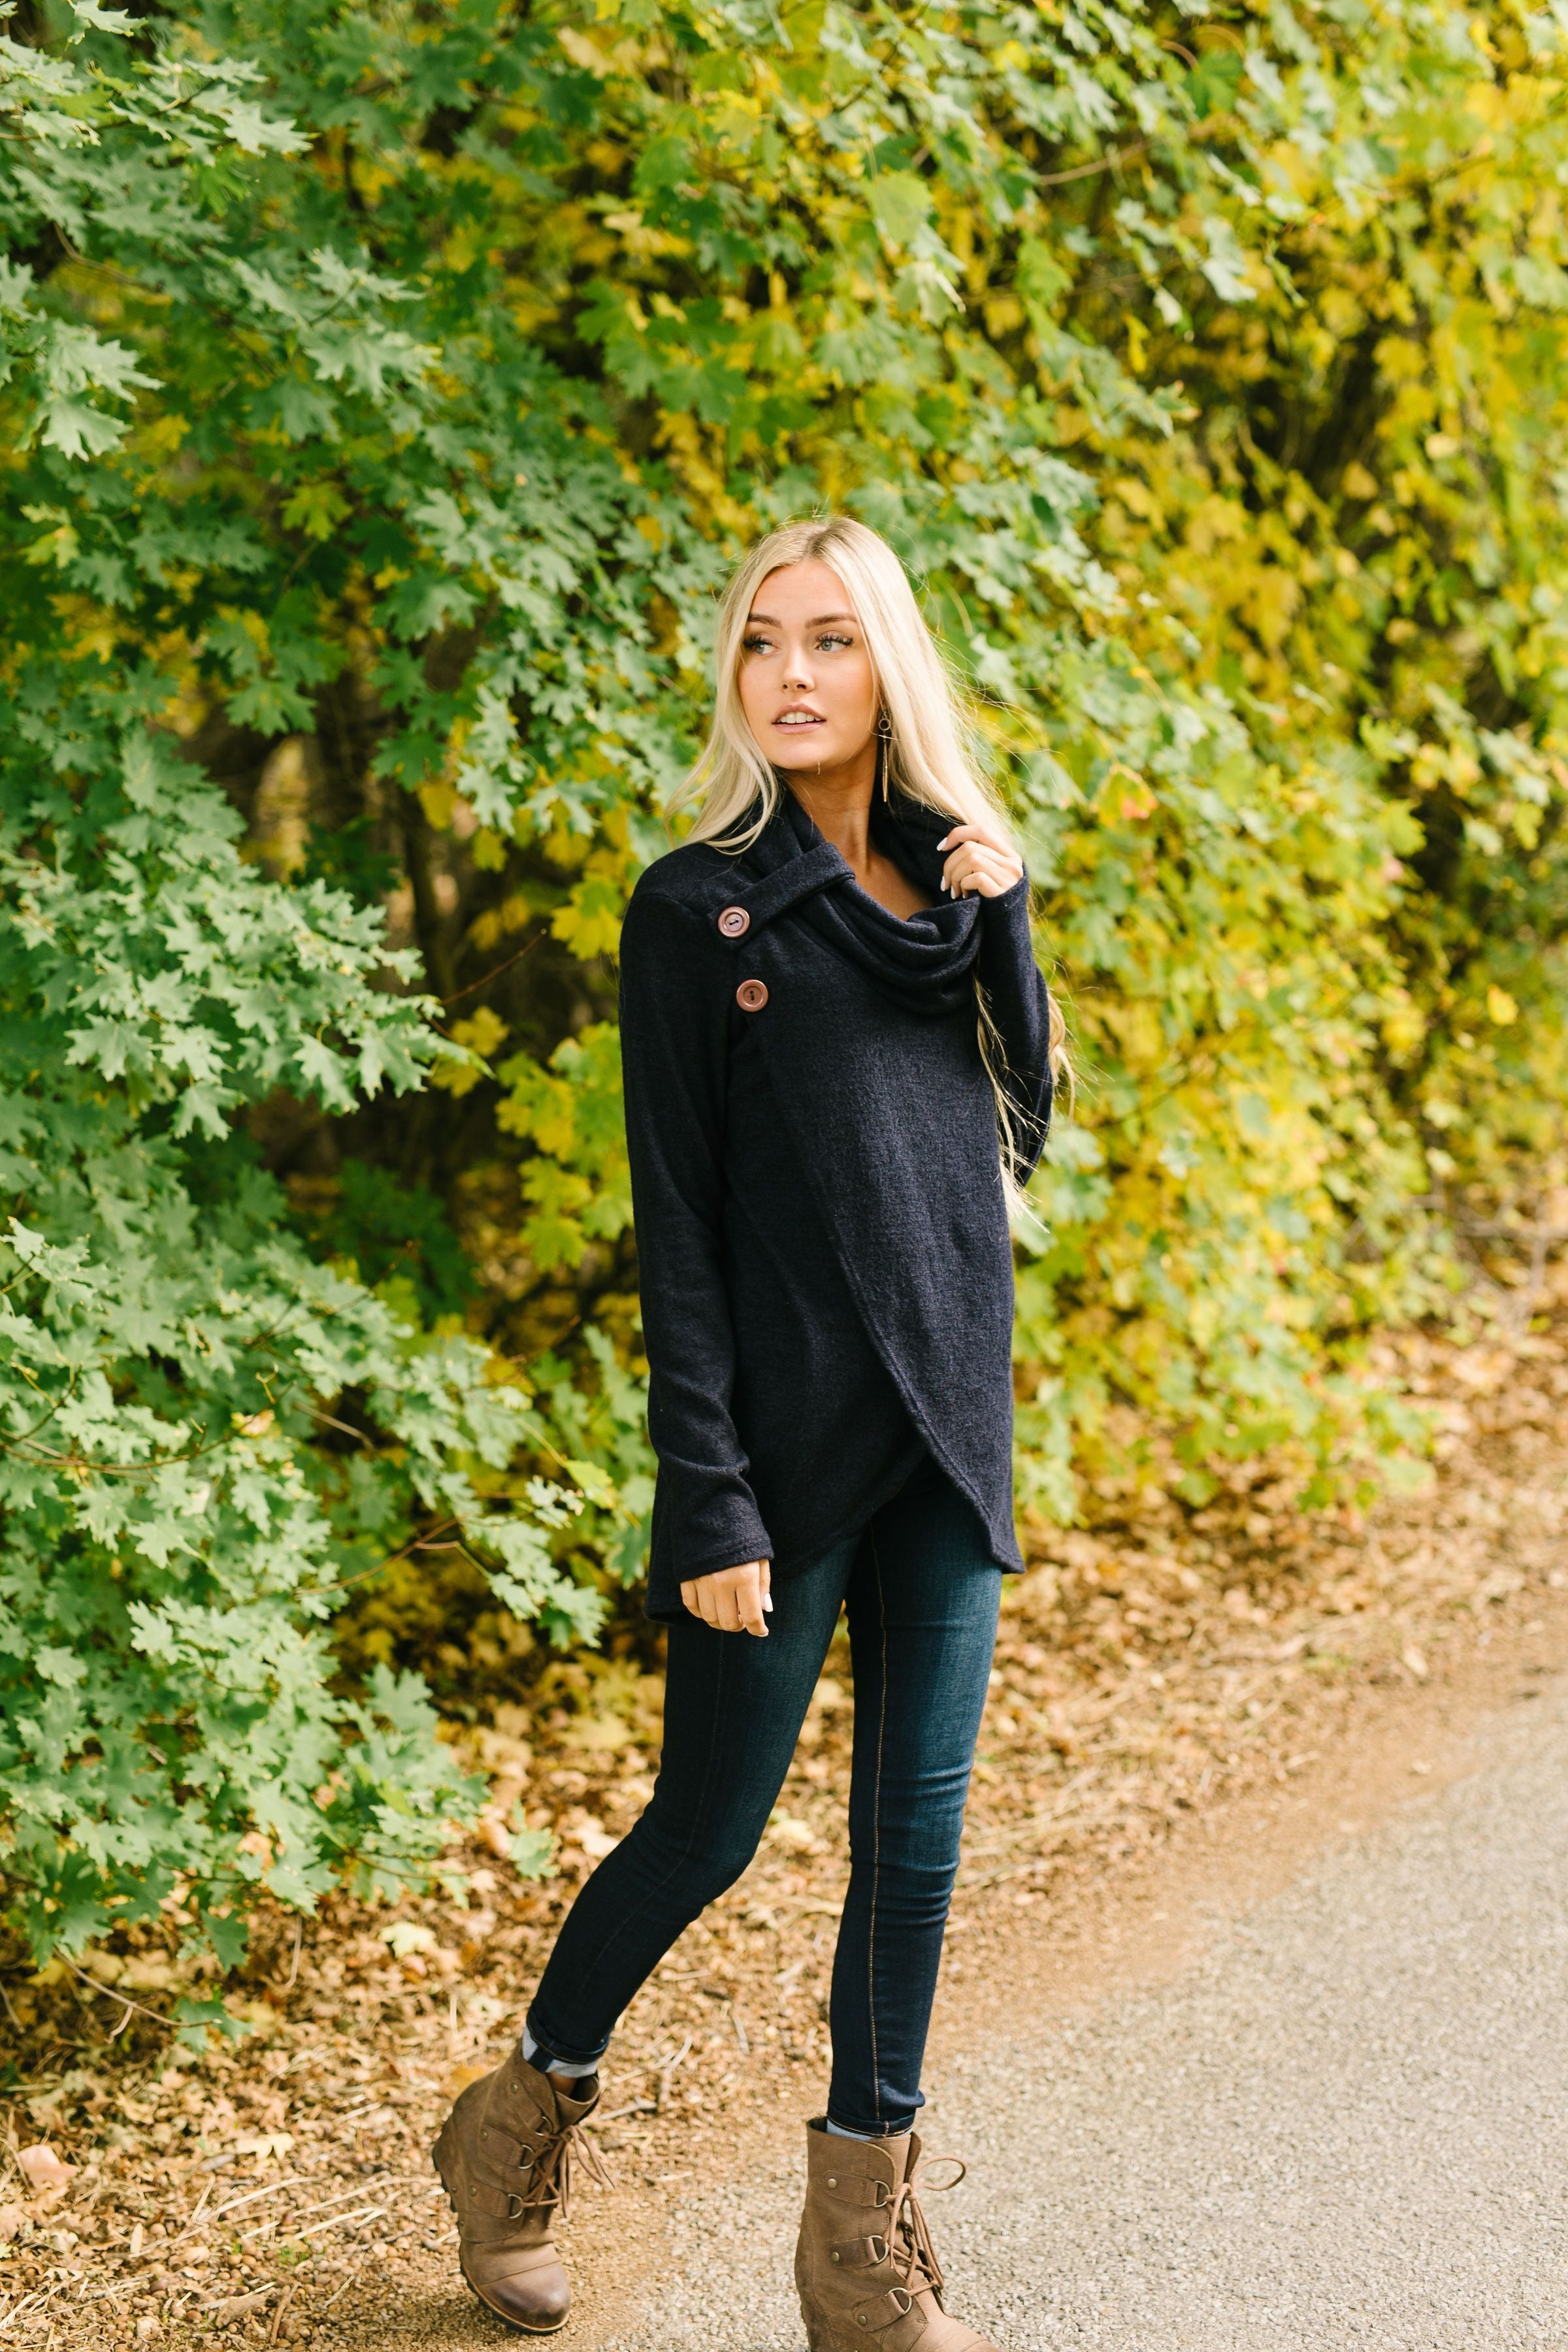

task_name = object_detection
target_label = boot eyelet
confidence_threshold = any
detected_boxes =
[826,2176,836,2189]
[857,2315,868,2327]
[831,2252,841,2263]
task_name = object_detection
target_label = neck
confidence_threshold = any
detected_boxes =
[781,740,880,875]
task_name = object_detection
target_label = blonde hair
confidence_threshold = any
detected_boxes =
[670,515,1071,1214]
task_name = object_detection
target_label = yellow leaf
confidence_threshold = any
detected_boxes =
[551,876,624,958]
[563,1456,618,1507]
[280,482,351,540]
[450,1006,508,1060]
[1486,985,1518,1026]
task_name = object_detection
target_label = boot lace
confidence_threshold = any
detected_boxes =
[885,2153,966,2306]
[515,2108,614,2221]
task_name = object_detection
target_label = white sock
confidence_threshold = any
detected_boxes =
[521,2027,600,2078]
[825,2117,885,2140]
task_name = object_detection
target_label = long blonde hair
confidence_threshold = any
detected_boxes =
[670,515,1071,1213]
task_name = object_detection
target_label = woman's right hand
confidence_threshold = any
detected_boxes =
[679,1558,772,1635]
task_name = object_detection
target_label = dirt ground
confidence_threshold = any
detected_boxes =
[4,1282,1566,2348]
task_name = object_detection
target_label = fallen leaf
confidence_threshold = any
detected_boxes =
[16,2144,74,2195]
[0,2201,27,2239]
[201,2284,278,2317]
[767,1816,821,1854]
[380,1921,437,1960]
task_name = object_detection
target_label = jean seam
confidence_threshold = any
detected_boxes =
[866,1523,890,2132]
[532,1623,734,2052]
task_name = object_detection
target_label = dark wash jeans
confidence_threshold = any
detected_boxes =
[526,1451,1002,2135]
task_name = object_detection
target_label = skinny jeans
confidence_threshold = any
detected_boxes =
[525,1450,1001,2135]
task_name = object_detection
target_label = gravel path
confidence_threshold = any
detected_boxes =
[600,1671,1568,2351]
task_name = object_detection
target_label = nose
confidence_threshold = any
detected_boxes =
[782,640,815,691]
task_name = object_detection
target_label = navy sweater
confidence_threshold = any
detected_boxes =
[619,784,1054,1620]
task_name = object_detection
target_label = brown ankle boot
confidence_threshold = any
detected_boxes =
[794,2117,998,2352]
[433,2051,610,2334]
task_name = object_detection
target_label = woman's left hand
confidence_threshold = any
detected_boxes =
[936,823,1024,900]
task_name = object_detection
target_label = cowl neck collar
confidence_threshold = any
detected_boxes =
[742,783,982,1020]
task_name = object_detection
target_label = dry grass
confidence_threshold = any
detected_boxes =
[3,1273,1566,2346]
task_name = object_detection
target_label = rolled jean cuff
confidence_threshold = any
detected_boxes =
[523,2010,612,2072]
[825,2103,920,2139]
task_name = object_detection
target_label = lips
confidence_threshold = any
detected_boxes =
[774,710,825,727]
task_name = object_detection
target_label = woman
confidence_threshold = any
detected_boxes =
[433,516,1064,2347]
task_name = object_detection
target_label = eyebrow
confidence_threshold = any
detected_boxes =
[745,611,858,628]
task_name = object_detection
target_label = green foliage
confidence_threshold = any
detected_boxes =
[296,1160,479,1324]
[4,0,1567,1975]
[0,721,618,1971]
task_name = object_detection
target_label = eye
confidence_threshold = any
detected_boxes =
[741,632,774,654]
[816,632,855,651]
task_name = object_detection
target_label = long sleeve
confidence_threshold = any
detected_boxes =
[618,884,774,1577]
[975,874,1054,1184]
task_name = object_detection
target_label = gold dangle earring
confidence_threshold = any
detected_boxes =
[877,711,893,802]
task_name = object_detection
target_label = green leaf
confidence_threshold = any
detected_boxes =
[868,171,932,252]
[506,1827,558,1882]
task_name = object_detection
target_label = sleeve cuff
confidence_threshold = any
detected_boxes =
[975,871,1035,977]
[672,1535,776,1578]
[980,871,1031,923]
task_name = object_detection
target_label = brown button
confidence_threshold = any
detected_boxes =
[736,979,768,1012]
[717,904,750,938]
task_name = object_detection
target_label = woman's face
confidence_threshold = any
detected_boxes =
[736,561,879,775]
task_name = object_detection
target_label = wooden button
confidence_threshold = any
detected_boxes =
[736,979,768,1012]
[717,904,750,938]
